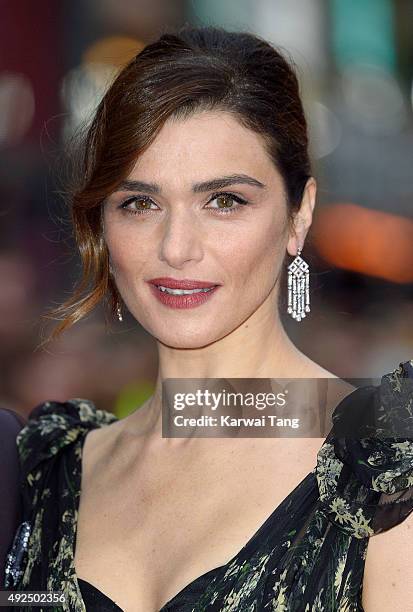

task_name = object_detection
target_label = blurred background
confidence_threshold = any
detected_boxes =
[1,0,412,419]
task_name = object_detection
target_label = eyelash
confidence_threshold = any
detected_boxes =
[118,191,249,216]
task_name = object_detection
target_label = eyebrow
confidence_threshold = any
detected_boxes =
[113,174,267,195]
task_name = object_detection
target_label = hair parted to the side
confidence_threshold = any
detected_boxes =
[44,25,312,342]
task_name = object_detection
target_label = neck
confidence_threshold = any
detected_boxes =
[126,293,321,444]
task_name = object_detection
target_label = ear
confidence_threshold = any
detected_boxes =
[286,177,317,256]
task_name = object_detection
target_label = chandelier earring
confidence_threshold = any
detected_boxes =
[116,300,123,322]
[287,246,310,322]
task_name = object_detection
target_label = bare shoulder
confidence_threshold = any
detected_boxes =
[296,356,358,391]
[362,512,413,611]
[307,364,339,378]
[82,418,125,476]
[294,354,340,379]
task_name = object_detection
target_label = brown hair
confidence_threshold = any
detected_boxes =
[46,25,311,340]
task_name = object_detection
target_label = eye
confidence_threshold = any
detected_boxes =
[119,196,159,215]
[205,192,249,215]
[118,191,249,216]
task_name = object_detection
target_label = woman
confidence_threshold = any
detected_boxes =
[4,26,413,612]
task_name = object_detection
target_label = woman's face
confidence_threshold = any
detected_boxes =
[103,110,295,348]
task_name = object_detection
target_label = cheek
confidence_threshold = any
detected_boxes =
[104,222,149,276]
[218,214,286,288]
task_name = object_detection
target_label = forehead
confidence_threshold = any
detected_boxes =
[127,110,278,187]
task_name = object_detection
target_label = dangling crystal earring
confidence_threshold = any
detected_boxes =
[116,301,123,322]
[287,247,310,321]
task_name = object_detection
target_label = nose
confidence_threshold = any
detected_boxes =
[158,208,204,268]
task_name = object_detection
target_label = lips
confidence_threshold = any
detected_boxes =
[147,277,219,290]
[148,282,220,309]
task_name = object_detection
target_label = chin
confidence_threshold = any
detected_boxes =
[154,326,226,350]
[159,335,219,350]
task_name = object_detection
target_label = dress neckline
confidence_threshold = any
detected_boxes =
[72,419,319,611]
[77,576,124,611]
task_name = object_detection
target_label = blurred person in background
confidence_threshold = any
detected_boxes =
[2,26,413,612]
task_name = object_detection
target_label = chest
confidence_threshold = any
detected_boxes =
[73,436,321,612]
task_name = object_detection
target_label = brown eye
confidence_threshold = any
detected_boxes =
[119,196,159,215]
[137,200,153,209]
[205,192,248,214]
[215,195,234,209]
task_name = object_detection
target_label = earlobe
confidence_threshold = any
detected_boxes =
[286,215,305,257]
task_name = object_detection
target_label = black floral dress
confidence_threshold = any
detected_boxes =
[4,360,413,612]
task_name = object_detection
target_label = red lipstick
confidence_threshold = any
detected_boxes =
[147,277,221,309]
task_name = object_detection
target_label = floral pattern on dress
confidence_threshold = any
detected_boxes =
[4,361,413,611]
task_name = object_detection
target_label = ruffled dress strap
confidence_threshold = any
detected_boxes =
[17,398,117,486]
[316,359,413,539]
[4,398,117,605]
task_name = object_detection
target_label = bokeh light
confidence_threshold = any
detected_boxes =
[313,203,413,283]
[340,64,407,134]
[306,101,342,159]
[0,72,35,147]
[61,35,143,138]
